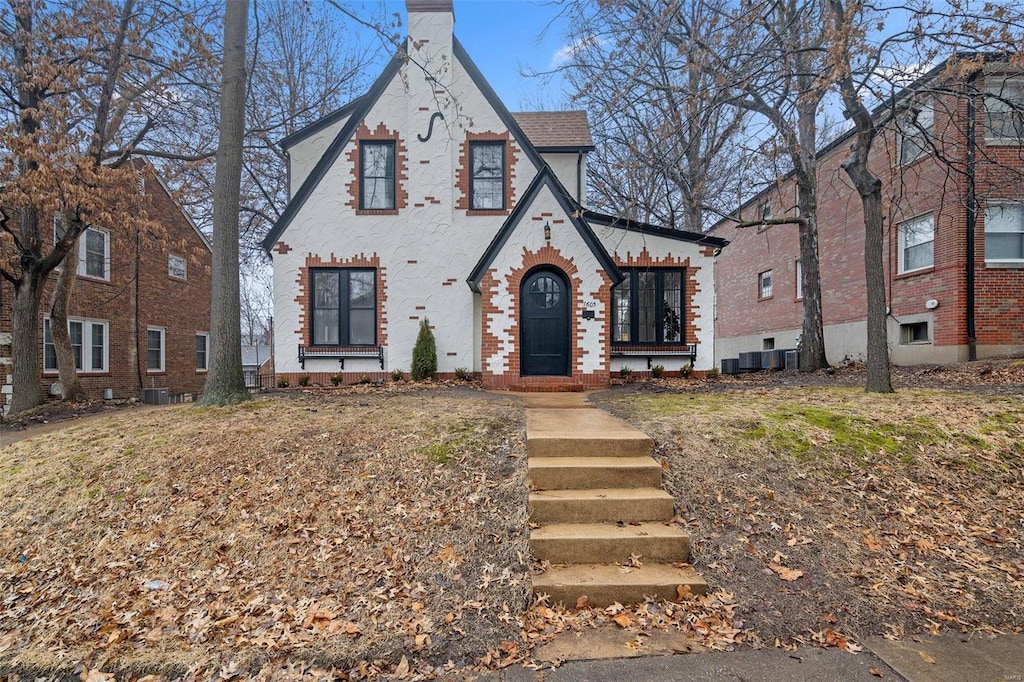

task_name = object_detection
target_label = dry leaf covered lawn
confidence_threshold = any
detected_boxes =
[0,389,529,678]
[593,386,1024,645]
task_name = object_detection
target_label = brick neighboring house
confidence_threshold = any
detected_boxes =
[0,167,212,413]
[711,58,1024,367]
[263,0,727,390]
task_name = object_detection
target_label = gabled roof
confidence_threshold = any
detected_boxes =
[582,210,729,248]
[261,54,403,252]
[511,111,596,151]
[278,97,365,151]
[467,166,623,292]
[262,34,551,254]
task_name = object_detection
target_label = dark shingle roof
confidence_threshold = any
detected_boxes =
[510,111,595,150]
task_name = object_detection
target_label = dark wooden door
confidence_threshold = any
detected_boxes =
[521,269,570,376]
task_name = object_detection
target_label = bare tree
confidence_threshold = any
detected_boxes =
[200,0,249,405]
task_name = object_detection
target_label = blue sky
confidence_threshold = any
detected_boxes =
[376,0,574,110]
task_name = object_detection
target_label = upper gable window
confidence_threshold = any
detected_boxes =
[470,142,506,210]
[985,77,1024,143]
[168,254,187,280]
[360,141,395,210]
[899,99,933,163]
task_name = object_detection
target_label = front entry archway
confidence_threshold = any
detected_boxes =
[520,268,571,376]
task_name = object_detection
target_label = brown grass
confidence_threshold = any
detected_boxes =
[0,389,528,678]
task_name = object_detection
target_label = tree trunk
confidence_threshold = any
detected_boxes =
[9,268,44,415]
[200,0,250,405]
[861,184,893,392]
[50,241,87,401]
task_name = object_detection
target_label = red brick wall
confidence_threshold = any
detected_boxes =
[0,169,212,410]
[713,72,1024,358]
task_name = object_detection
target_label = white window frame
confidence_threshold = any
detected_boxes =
[984,201,1024,264]
[196,332,209,372]
[43,317,109,374]
[78,226,111,281]
[984,76,1024,145]
[898,214,935,274]
[899,99,934,164]
[147,326,166,373]
[794,260,803,300]
[758,269,773,299]
[168,254,187,280]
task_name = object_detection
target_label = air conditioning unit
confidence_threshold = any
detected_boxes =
[142,388,169,405]
[738,351,761,371]
[762,350,785,370]
[784,350,799,371]
[721,358,740,375]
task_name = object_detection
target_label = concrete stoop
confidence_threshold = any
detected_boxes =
[523,394,707,608]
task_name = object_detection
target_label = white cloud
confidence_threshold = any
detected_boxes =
[549,34,606,70]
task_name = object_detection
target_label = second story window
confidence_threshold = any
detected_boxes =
[360,141,395,210]
[168,254,187,280]
[758,270,773,299]
[900,99,933,163]
[81,227,110,280]
[470,142,505,210]
[898,214,935,273]
[985,201,1024,263]
[985,77,1024,143]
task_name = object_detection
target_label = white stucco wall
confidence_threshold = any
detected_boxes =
[540,152,586,204]
[286,118,348,197]
[271,7,542,377]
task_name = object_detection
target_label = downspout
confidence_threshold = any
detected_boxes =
[966,71,978,361]
[576,151,584,205]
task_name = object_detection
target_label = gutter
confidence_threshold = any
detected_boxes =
[576,151,583,204]
[966,71,979,360]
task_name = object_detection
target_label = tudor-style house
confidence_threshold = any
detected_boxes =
[711,56,1024,367]
[262,0,726,390]
[0,165,213,413]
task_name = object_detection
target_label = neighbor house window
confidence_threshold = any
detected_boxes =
[80,227,110,280]
[147,327,165,372]
[311,268,376,346]
[985,201,1024,263]
[900,321,929,344]
[196,332,209,371]
[898,214,935,273]
[611,269,684,345]
[360,141,395,210]
[900,99,933,163]
[43,317,108,373]
[985,77,1024,142]
[470,141,506,210]
[758,270,773,299]
[168,254,187,279]
[794,260,803,300]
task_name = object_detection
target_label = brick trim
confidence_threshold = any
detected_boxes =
[346,123,408,214]
[456,131,519,214]
[295,253,388,348]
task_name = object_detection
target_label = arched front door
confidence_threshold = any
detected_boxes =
[521,268,571,376]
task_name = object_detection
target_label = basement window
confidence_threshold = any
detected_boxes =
[900,322,929,344]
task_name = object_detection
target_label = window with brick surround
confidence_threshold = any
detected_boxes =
[758,270,773,299]
[196,332,209,371]
[44,317,108,373]
[147,327,165,372]
[360,141,395,210]
[168,254,187,279]
[81,226,110,280]
[985,201,1024,263]
[898,214,934,273]
[311,268,376,346]
[470,142,505,210]
[984,77,1024,143]
[612,269,684,345]
[899,99,933,163]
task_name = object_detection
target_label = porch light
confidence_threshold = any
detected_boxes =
[543,221,551,240]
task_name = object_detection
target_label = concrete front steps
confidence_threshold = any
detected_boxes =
[522,393,707,607]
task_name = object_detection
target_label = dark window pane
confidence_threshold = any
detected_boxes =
[349,271,375,308]
[349,309,375,345]
[70,321,83,370]
[147,329,162,370]
[361,142,395,210]
[471,143,505,210]
[314,271,340,308]
[91,323,104,370]
[196,334,207,369]
[637,272,656,343]
[663,272,682,343]
[85,229,106,278]
[314,309,340,345]
[529,275,560,309]
[44,320,56,371]
[613,277,631,343]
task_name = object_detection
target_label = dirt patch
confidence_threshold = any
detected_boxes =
[591,384,1024,648]
[0,388,529,678]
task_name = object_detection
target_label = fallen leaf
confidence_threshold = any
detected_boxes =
[613,613,633,628]
[869,667,884,677]
[394,655,410,678]
[575,595,589,609]
[769,563,804,581]
[919,651,936,664]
